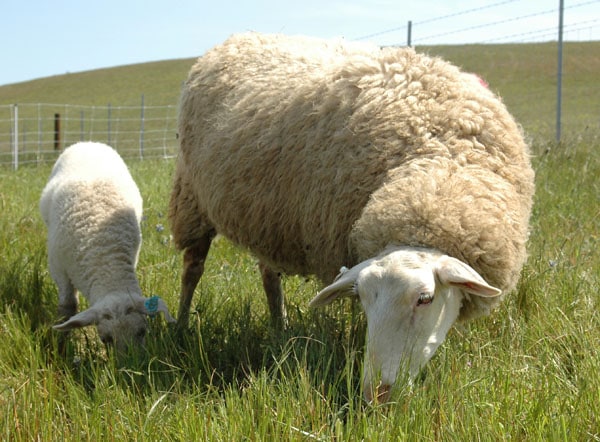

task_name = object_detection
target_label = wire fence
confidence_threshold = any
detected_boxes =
[0,101,177,169]
[355,0,600,45]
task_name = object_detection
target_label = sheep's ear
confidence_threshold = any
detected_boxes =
[435,256,502,297]
[53,308,100,331]
[140,296,176,323]
[309,259,373,307]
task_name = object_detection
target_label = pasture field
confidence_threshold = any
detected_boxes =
[1,41,599,440]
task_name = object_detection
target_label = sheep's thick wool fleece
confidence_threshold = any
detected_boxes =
[172,32,535,320]
[40,142,143,304]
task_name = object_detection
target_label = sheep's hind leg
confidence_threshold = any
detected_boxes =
[259,261,287,328]
[177,230,215,327]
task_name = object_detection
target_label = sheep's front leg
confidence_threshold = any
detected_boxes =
[259,261,287,328]
[177,231,215,327]
[52,270,77,354]
[51,267,78,321]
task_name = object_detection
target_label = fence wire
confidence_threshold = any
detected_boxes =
[0,102,178,168]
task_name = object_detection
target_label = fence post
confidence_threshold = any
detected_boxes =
[37,104,42,161]
[80,110,85,141]
[54,113,61,150]
[107,103,112,145]
[139,94,145,159]
[407,20,412,47]
[556,0,564,142]
[13,104,18,170]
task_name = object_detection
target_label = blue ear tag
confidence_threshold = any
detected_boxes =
[145,296,160,317]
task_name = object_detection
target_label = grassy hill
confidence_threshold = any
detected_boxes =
[424,41,600,139]
[1,41,598,140]
[0,58,195,107]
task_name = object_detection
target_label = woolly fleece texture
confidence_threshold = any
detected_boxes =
[170,32,535,321]
[41,142,173,350]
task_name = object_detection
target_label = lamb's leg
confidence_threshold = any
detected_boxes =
[53,271,77,354]
[259,261,287,328]
[51,267,78,321]
[177,230,215,327]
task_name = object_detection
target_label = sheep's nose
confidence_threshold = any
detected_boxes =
[364,382,393,403]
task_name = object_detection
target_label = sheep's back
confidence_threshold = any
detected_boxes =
[41,142,143,299]
[176,33,534,291]
[177,34,390,280]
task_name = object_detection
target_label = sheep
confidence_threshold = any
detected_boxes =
[40,141,175,352]
[169,32,535,402]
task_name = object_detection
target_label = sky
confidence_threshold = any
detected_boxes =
[2,0,599,86]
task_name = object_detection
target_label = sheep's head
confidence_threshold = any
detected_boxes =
[53,295,175,352]
[309,246,501,403]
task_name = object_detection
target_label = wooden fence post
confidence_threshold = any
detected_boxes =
[54,113,61,150]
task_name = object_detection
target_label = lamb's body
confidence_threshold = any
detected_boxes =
[41,142,173,351]
[170,33,534,400]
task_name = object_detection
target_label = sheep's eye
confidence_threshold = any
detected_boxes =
[417,292,434,306]
[136,328,146,339]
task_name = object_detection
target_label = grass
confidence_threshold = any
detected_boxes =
[0,59,193,106]
[1,41,599,440]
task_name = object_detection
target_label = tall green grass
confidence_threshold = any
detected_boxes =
[1,134,598,441]
[1,41,599,440]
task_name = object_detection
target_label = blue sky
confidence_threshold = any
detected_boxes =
[2,0,598,86]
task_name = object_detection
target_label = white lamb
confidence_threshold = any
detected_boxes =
[40,141,174,352]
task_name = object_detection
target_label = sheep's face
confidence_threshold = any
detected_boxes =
[95,302,148,352]
[53,295,175,352]
[309,246,501,403]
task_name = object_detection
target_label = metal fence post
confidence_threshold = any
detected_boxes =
[12,104,18,170]
[80,110,85,141]
[139,94,145,159]
[37,103,42,162]
[107,103,112,145]
[556,0,564,142]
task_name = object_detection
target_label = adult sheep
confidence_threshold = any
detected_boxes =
[170,33,535,402]
[40,141,175,352]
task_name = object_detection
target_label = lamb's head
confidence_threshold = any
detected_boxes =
[53,294,175,352]
[309,246,501,403]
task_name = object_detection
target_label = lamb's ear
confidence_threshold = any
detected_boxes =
[140,296,176,323]
[53,308,101,331]
[309,259,374,307]
[435,256,502,297]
